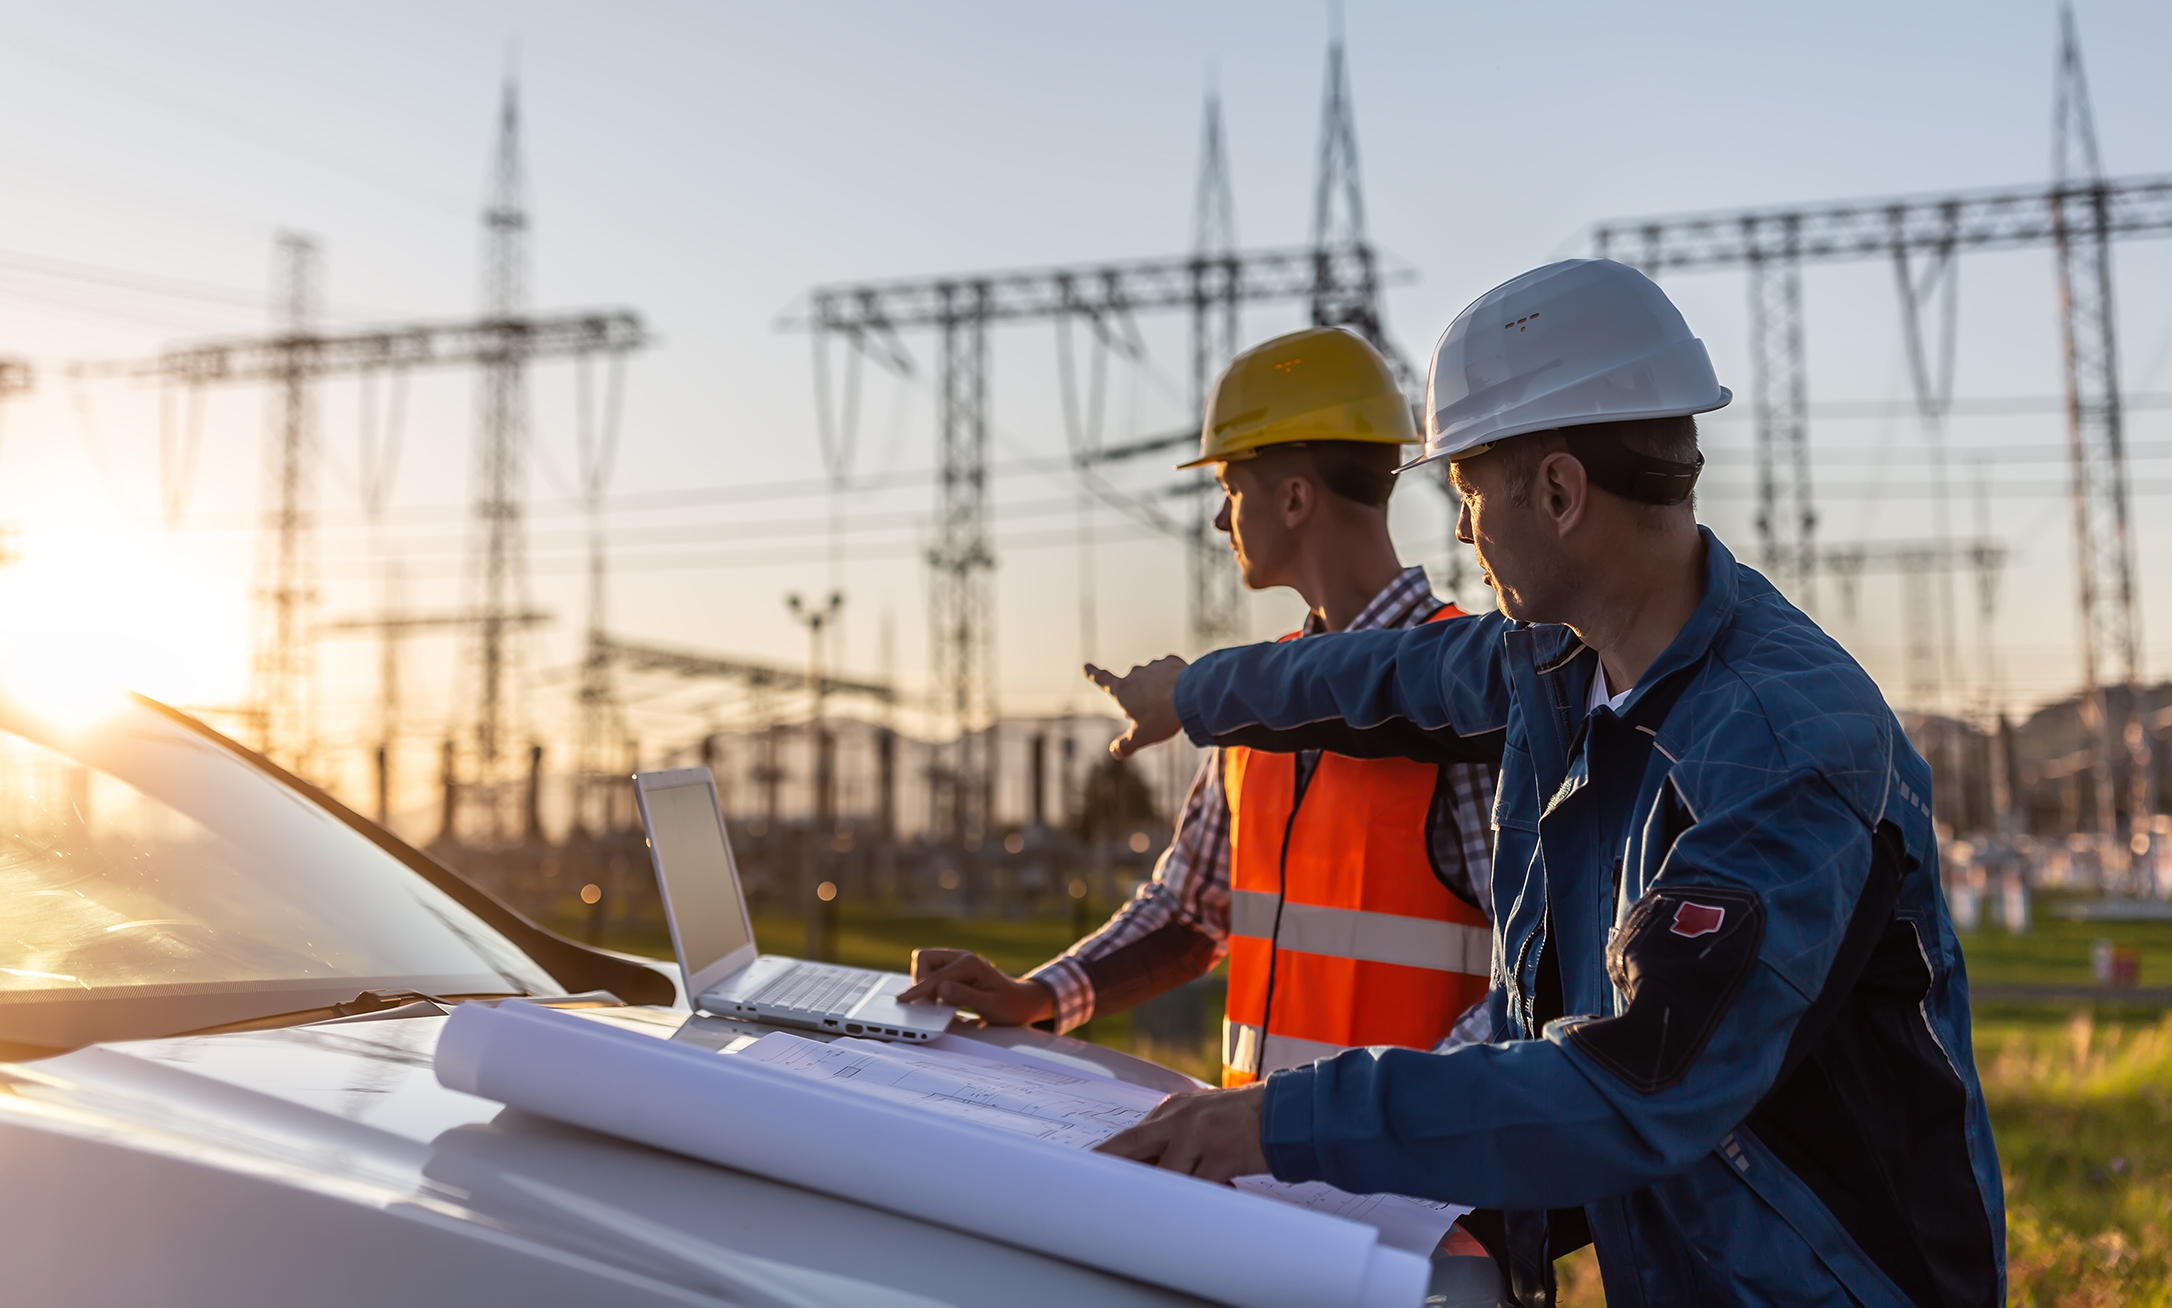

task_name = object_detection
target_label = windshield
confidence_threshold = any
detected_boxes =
[0,695,560,1049]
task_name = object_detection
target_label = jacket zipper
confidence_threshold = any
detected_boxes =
[1511,920,1540,1037]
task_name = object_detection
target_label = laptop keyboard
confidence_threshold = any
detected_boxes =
[745,962,879,1015]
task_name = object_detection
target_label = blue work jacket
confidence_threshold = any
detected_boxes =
[1175,530,2003,1307]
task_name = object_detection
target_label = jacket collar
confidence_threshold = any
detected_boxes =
[1612,526,1735,718]
[1530,529,1735,816]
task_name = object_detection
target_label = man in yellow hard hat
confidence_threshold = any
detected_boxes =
[903,326,1498,1089]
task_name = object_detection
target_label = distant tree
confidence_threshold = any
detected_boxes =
[1073,756,1160,845]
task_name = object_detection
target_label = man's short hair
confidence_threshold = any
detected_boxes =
[1501,415,1700,519]
[1249,440,1402,508]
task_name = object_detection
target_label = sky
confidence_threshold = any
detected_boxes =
[0,1,2168,822]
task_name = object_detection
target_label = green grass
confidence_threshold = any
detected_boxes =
[1954,903,2172,990]
[1978,1009,2172,1306]
[1956,903,2172,1304]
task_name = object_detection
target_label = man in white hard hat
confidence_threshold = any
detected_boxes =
[1089,260,2004,1308]
[904,326,1500,1095]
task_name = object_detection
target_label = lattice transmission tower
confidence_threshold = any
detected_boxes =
[926,282,996,844]
[80,85,645,831]
[2051,4,2152,881]
[1187,84,1244,650]
[1308,29,1410,382]
[793,35,1415,841]
[249,232,321,770]
[468,76,539,842]
[1592,9,2168,867]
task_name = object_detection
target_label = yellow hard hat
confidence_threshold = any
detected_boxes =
[1177,326,1415,470]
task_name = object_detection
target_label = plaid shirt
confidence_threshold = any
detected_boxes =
[1027,566,1497,1034]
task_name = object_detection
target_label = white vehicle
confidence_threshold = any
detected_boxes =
[0,691,1227,1306]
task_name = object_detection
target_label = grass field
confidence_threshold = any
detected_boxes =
[1952,901,2172,991]
[549,902,2172,1303]
[1980,1008,2172,1306]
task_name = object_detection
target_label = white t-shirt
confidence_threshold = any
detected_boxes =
[1589,662,1632,714]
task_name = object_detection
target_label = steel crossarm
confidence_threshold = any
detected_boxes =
[81,310,649,385]
[787,244,1416,333]
[597,634,898,705]
[1594,175,2172,271]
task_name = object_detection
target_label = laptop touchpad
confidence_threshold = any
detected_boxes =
[848,988,955,1029]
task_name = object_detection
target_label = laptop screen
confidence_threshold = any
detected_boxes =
[644,780,753,974]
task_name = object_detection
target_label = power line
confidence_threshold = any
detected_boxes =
[1597,172,2172,607]
[0,245,419,321]
[1592,16,2172,870]
[76,100,650,836]
[314,521,1169,581]
[0,22,470,216]
[0,145,270,236]
[788,37,1414,847]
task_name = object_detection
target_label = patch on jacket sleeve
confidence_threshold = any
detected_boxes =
[1667,901,1726,937]
[1565,885,1766,1093]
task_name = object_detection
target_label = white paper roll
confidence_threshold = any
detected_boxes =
[434,1002,1427,1308]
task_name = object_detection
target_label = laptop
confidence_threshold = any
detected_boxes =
[633,767,955,1042]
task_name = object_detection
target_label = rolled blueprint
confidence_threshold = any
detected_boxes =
[435,1001,1429,1308]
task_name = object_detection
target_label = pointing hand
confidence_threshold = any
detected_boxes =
[1083,656,1188,760]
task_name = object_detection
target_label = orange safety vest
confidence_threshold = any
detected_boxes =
[1221,606,1494,1086]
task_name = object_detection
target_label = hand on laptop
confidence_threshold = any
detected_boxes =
[901,949,1055,1026]
[1083,656,1188,760]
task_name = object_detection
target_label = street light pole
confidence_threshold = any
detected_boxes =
[786,591,844,959]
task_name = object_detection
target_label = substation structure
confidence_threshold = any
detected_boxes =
[1594,17,2172,891]
[459,705,1184,965]
[83,80,649,849]
[65,23,2172,965]
[475,35,1430,956]
[782,33,1423,857]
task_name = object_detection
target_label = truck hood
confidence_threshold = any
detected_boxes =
[0,1006,1200,1308]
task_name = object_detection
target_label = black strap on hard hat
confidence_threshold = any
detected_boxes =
[1560,428,1703,506]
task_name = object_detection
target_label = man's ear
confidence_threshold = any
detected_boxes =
[1279,473,1317,529]
[1538,451,1590,537]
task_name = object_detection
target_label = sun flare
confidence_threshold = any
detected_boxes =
[0,515,249,722]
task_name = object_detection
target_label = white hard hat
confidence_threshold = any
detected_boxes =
[1404,258,1732,470]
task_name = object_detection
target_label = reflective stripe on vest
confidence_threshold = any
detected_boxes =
[1229,890,1490,975]
[1220,605,1494,1088]
[1221,1021,1348,1084]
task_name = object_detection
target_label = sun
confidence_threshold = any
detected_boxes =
[0,511,250,724]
